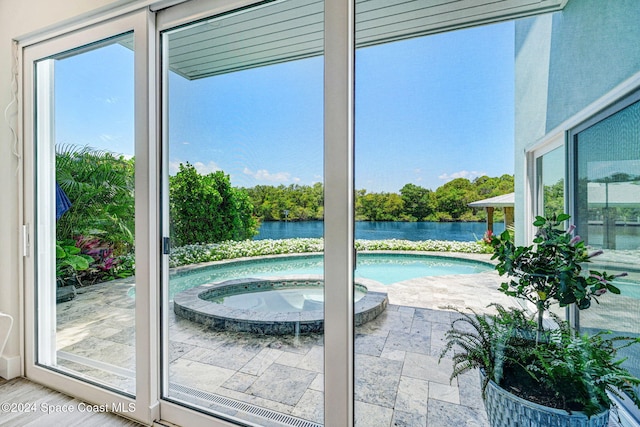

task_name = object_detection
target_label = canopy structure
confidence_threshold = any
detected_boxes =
[468,192,514,234]
[161,0,568,80]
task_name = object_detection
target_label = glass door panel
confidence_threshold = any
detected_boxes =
[35,33,136,394]
[573,95,640,397]
[161,2,324,425]
[353,21,516,426]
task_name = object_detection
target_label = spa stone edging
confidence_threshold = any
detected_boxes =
[173,275,388,335]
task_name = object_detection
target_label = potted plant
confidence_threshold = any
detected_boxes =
[440,213,640,426]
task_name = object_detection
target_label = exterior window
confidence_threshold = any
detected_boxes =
[536,146,565,218]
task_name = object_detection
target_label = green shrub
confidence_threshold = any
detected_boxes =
[169,163,258,246]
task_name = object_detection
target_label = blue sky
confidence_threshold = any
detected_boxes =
[55,21,514,193]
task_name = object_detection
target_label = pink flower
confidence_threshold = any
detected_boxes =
[594,288,607,296]
[566,224,576,235]
[569,235,582,245]
[588,250,604,258]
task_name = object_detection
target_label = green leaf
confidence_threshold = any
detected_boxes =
[556,213,570,222]
[66,246,81,255]
[56,245,66,258]
[68,254,90,270]
[606,284,621,294]
[533,216,546,226]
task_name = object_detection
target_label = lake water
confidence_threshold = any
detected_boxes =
[255,221,503,242]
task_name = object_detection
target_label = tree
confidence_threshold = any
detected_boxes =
[435,178,474,220]
[170,163,258,245]
[356,191,404,221]
[245,183,324,221]
[543,179,564,218]
[244,174,514,223]
[400,183,434,221]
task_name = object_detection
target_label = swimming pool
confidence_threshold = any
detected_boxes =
[169,253,493,299]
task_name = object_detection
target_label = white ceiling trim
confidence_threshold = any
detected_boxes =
[163,0,569,80]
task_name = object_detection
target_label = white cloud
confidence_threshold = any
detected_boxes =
[243,167,300,183]
[168,160,221,175]
[97,96,118,104]
[193,161,221,174]
[438,170,487,182]
[99,134,116,142]
[168,161,181,175]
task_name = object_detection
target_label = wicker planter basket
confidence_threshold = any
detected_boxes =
[481,371,610,427]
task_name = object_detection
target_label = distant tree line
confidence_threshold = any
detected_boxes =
[244,174,514,222]
[56,145,513,255]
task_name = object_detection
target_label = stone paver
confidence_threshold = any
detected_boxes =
[52,254,620,426]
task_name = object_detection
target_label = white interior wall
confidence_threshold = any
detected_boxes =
[0,0,133,379]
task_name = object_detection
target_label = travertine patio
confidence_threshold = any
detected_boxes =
[52,252,630,426]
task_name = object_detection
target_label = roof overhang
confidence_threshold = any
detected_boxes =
[163,0,569,80]
[468,192,515,208]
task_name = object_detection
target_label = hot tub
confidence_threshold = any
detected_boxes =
[173,275,388,335]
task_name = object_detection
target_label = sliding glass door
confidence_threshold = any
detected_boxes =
[571,93,640,410]
[33,34,137,394]
[20,1,573,426]
[159,1,325,425]
[23,10,155,423]
[36,34,135,394]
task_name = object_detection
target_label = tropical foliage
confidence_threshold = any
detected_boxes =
[55,145,136,287]
[56,144,135,253]
[53,144,508,286]
[55,239,93,286]
[491,213,624,341]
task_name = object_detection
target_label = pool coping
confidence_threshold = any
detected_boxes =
[173,275,388,335]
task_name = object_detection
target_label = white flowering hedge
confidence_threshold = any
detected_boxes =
[169,238,490,268]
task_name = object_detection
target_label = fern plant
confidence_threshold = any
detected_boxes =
[440,304,537,394]
[440,305,640,416]
[528,315,640,416]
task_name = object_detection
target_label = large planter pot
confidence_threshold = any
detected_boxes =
[481,371,610,427]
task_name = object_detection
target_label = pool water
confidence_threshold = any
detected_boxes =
[169,254,492,299]
[204,287,366,312]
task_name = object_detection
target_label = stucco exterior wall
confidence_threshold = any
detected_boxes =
[514,0,640,244]
[0,0,134,379]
